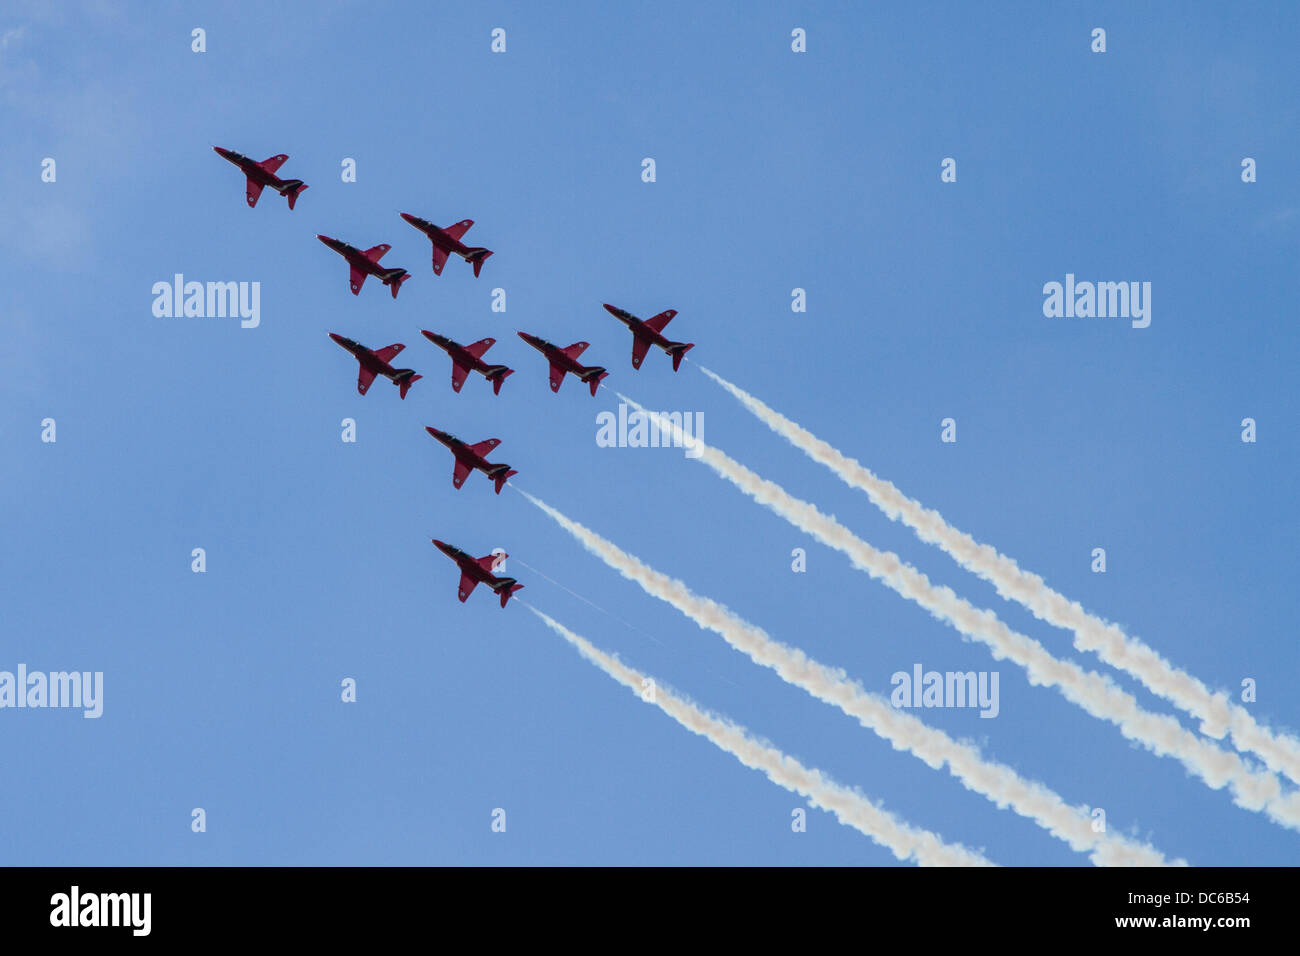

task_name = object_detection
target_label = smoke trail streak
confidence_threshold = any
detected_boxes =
[697,365,1300,786]
[526,604,994,867]
[514,488,1180,866]
[616,393,1300,832]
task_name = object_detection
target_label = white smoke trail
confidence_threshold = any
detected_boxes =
[514,488,1181,866]
[616,393,1300,832]
[697,365,1300,786]
[526,605,993,867]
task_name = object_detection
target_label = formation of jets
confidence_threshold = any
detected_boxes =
[214,145,696,607]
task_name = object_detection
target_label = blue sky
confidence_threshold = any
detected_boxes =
[2,0,1298,866]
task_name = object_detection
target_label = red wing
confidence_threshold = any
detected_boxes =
[372,344,404,365]
[245,178,265,207]
[464,337,495,360]
[450,361,470,393]
[357,366,378,395]
[349,267,365,295]
[548,363,566,392]
[477,552,504,572]
[363,243,390,262]
[469,438,500,457]
[562,341,590,360]
[258,154,289,174]
[457,571,478,602]
[452,459,472,489]
[631,336,652,370]
[644,309,677,333]
[431,245,449,275]
[444,219,473,242]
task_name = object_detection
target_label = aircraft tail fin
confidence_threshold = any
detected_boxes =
[281,181,308,210]
[586,369,609,397]
[669,342,695,371]
[499,581,524,608]
[494,469,519,495]
[397,372,422,400]
[465,248,493,277]
[486,366,514,395]
[386,271,411,298]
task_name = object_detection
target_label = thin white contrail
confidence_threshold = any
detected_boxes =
[514,487,1181,866]
[525,604,994,867]
[697,364,1300,787]
[617,393,1300,833]
[513,552,739,686]
[513,555,663,644]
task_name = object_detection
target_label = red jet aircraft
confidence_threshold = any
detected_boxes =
[603,303,695,371]
[516,332,609,397]
[316,235,411,298]
[433,539,523,608]
[213,146,309,209]
[400,213,494,277]
[420,331,514,395]
[425,427,518,494]
[329,333,422,399]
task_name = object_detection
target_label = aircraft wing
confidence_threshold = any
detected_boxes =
[465,337,495,359]
[430,245,449,275]
[444,219,473,242]
[372,344,404,364]
[469,438,500,457]
[548,363,567,392]
[258,154,289,174]
[644,309,677,333]
[363,243,390,262]
[245,178,265,207]
[562,342,590,360]
[357,366,378,395]
[631,336,652,370]
[457,571,478,602]
[349,267,365,295]
[477,552,505,572]
[450,361,470,393]
[452,459,472,489]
